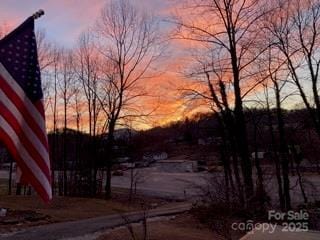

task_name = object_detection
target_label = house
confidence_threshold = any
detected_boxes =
[142,152,168,162]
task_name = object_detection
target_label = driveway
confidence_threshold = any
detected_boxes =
[111,167,320,204]
[111,168,210,200]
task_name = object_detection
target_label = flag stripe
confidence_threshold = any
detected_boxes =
[0,70,48,150]
[0,116,51,199]
[0,88,50,168]
[34,100,46,118]
[0,63,51,201]
[0,63,45,126]
[0,102,50,179]
[0,127,51,202]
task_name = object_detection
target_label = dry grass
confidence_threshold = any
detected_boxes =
[0,195,136,222]
[99,214,224,240]
[0,194,144,233]
[0,179,9,195]
[0,188,173,234]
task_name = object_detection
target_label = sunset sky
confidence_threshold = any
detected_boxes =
[0,0,170,46]
[0,0,198,129]
[0,0,306,131]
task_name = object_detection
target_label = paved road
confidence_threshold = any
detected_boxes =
[111,168,209,200]
[111,168,320,204]
[0,203,191,240]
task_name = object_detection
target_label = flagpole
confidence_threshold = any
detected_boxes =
[32,10,45,20]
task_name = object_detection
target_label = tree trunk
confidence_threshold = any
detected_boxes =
[266,106,285,210]
[275,82,291,210]
[8,156,13,195]
[230,42,253,202]
[105,164,112,199]
[52,60,58,196]
[253,123,266,208]
[290,144,308,204]
[221,111,244,204]
[129,167,134,202]
[63,99,68,196]
[105,121,115,199]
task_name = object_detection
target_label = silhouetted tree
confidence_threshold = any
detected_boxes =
[95,0,163,198]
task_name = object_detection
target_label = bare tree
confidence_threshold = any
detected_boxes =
[180,52,244,204]
[120,209,149,240]
[45,46,61,195]
[51,46,61,136]
[260,44,292,210]
[129,167,147,202]
[58,49,76,195]
[36,29,55,115]
[264,0,320,208]
[36,29,54,71]
[76,32,101,137]
[94,0,163,198]
[71,81,84,133]
[266,0,320,138]
[173,0,271,203]
[75,31,103,195]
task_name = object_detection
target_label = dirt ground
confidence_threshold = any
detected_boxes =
[98,213,225,240]
[0,191,170,233]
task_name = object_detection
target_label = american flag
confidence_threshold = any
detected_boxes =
[0,16,52,202]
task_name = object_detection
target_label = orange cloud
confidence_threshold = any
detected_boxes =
[3,0,215,132]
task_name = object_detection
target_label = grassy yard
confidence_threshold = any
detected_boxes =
[0,177,134,222]
[0,187,170,233]
[0,195,136,222]
[0,179,9,195]
[0,195,139,233]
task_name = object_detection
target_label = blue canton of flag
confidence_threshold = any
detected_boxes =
[0,17,43,101]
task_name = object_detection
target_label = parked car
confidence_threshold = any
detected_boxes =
[112,170,124,176]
